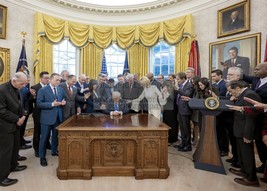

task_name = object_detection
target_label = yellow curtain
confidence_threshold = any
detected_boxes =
[128,44,148,77]
[33,37,53,82]
[81,43,102,79]
[34,12,194,81]
[175,37,192,73]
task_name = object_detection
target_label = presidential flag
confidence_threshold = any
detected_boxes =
[123,51,130,75]
[100,51,108,75]
[16,39,29,75]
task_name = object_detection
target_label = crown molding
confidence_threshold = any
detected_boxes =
[7,0,228,25]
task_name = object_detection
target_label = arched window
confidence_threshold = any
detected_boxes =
[105,44,126,79]
[53,40,78,75]
[150,41,175,77]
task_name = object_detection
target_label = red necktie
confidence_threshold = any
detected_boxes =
[68,86,72,97]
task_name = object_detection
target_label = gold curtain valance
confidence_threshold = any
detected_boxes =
[35,12,194,49]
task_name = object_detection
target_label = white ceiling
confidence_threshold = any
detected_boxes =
[8,0,228,25]
[74,0,158,6]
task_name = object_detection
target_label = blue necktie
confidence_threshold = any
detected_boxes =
[114,103,119,111]
[54,87,58,99]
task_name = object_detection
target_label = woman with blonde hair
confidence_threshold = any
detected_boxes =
[130,76,169,120]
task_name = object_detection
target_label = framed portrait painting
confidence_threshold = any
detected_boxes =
[209,33,261,79]
[217,0,250,38]
[0,47,10,84]
[0,4,7,39]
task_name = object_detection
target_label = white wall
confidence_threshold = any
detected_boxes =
[194,0,267,77]
[0,0,266,81]
[0,0,34,80]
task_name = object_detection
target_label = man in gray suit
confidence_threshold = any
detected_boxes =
[59,75,90,121]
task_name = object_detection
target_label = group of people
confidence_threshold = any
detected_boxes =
[0,61,267,188]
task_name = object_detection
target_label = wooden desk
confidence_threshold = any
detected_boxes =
[57,114,169,180]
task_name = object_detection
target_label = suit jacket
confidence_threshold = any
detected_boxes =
[233,88,261,140]
[216,79,227,97]
[226,18,244,31]
[121,81,143,100]
[59,82,85,121]
[30,83,43,119]
[97,82,111,101]
[103,99,129,115]
[243,75,267,103]
[0,81,24,133]
[222,56,250,78]
[37,85,65,125]
[177,81,194,115]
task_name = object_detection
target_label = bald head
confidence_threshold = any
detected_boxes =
[254,62,267,78]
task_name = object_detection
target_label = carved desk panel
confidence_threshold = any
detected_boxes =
[57,114,169,180]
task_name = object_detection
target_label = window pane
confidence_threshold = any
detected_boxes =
[150,41,175,77]
[105,44,126,79]
[53,40,77,75]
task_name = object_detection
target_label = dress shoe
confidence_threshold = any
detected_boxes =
[51,152,58,156]
[226,157,237,163]
[256,165,264,173]
[234,177,259,187]
[21,139,31,145]
[231,162,241,168]
[17,155,27,161]
[179,146,192,152]
[20,144,32,150]
[260,177,267,183]
[174,143,185,149]
[11,165,27,172]
[40,158,47,167]
[220,151,228,157]
[35,151,39,158]
[229,168,246,177]
[0,178,18,187]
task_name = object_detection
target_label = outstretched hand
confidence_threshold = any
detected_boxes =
[244,97,267,109]
[226,104,242,112]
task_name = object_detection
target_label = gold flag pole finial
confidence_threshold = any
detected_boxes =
[21,32,27,44]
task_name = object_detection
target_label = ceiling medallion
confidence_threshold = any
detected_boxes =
[50,0,185,14]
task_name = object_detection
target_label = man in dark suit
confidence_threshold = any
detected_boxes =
[225,10,244,32]
[242,62,267,174]
[96,74,111,102]
[59,74,89,121]
[227,80,261,187]
[0,72,28,187]
[222,47,250,79]
[175,72,194,152]
[75,74,89,112]
[60,70,69,83]
[30,71,50,157]
[103,91,129,115]
[114,74,125,94]
[211,69,229,156]
[37,73,66,167]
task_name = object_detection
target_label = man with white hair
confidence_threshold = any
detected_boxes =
[0,72,28,186]
[121,74,143,112]
[103,91,129,115]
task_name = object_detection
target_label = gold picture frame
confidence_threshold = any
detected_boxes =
[217,0,250,38]
[209,33,261,78]
[0,4,7,39]
[0,47,10,83]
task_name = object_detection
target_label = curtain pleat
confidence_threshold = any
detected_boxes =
[33,12,194,82]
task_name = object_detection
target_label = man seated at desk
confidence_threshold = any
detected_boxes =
[103,91,129,116]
